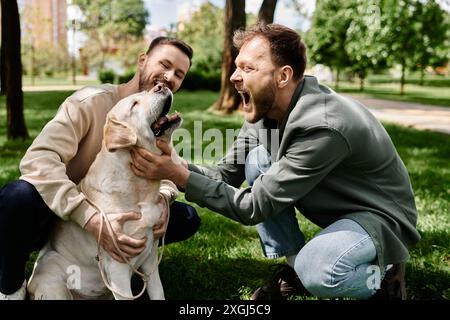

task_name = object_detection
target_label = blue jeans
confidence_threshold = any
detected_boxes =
[245,145,384,299]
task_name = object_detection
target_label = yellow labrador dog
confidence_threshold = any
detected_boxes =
[27,85,181,300]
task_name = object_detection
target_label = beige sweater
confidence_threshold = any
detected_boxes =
[20,84,178,228]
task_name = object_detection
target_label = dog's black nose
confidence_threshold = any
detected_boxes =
[154,84,162,92]
[153,83,166,93]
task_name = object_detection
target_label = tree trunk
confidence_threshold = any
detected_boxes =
[1,10,6,95]
[359,73,364,92]
[1,0,28,139]
[0,44,5,95]
[31,44,35,86]
[71,50,77,85]
[212,0,246,113]
[400,61,405,96]
[335,69,340,91]
[258,0,278,24]
[419,67,424,86]
[100,48,106,69]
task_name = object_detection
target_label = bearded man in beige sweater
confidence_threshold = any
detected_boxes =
[0,37,201,300]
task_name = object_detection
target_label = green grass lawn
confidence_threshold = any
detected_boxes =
[324,81,450,107]
[0,90,449,300]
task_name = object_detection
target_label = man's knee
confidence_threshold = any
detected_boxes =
[295,250,333,297]
[0,180,47,225]
[294,242,345,298]
[295,240,376,299]
[0,180,38,206]
[0,180,55,237]
[181,202,201,238]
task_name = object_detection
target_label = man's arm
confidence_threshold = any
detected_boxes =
[184,129,350,225]
[131,129,350,225]
[19,98,97,227]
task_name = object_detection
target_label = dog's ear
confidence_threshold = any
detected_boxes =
[104,115,137,152]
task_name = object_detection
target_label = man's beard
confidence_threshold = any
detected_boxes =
[249,82,277,123]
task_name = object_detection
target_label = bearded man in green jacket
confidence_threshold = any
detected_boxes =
[130,23,421,300]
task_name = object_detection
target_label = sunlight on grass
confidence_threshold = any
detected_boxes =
[416,198,450,231]
[324,81,450,107]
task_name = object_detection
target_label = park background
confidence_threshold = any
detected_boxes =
[0,0,449,299]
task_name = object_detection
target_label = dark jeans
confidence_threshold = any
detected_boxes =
[0,180,200,294]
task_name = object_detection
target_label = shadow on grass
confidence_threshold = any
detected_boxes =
[413,229,450,255]
[406,228,450,299]
[159,254,276,300]
[159,254,450,300]
[406,265,450,300]
[384,123,450,159]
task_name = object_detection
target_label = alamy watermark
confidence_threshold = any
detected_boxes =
[366,265,382,290]
[66,265,81,290]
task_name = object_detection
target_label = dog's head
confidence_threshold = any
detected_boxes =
[104,84,181,153]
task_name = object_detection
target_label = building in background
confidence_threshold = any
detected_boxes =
[15,0,70,80]
[19,0,68,50]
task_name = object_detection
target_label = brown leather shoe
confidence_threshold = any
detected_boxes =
[251,264,307,300]
[370,263,407,300]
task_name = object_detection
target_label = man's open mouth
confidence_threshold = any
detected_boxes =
[239,91,251,105]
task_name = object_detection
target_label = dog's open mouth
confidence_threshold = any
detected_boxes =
[150,90,182,137]
[151,112,181,137]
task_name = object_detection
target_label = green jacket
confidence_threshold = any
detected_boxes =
[186,75,420,268]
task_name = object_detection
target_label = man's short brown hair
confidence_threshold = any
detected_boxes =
[233,23,307,80]
[146,37,194,67]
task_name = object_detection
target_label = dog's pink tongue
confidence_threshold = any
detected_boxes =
[151,116,168,130]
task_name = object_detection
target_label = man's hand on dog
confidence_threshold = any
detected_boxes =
[85,211,147,263]
[130,139,190,189]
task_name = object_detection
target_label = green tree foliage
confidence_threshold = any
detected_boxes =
[345,0,389,91]
[306,0,449,94]
[412,0,449,85]
[176,2,224,76]
[72,0,149,68]
[21,42,70,79]
[382,0,425,95]
[305,0,354,89]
